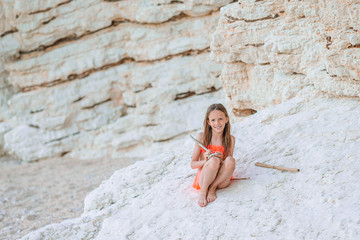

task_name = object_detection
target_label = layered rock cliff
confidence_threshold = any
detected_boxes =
[210,0,360,119]
[5,1,360,239]
[0,0,233,162]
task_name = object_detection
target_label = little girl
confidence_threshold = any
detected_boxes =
[191,103,236,207]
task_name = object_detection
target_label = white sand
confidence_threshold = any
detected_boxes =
[0,156,137,240]
[9,88,360,239]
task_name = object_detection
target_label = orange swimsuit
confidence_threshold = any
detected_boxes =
[192,145,225,190]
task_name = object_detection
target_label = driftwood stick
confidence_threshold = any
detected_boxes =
[255,162,300,172]
[231,177,250,181]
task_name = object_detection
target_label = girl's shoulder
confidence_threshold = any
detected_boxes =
[196,132,204,140]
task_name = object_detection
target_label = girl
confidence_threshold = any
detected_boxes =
[191,103,236,207]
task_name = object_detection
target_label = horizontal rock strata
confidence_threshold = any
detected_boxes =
[0,0,233,161]
[210,0,360,119]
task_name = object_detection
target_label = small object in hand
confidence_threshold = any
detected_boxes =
[190,135,208,152]
[209,152,220,158]
[190,135,220,159]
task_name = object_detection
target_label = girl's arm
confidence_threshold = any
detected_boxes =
[228,135,236,157]
[190,132,207,169]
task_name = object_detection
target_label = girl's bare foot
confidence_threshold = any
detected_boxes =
[207,188,217,203]
[198,190,208,207]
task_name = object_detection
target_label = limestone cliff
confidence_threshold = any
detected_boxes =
[211,0,360,119]
[0,0,233,161]
[5,1,360,239]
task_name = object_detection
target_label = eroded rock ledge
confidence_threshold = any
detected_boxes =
[210,0,360,119]
[0,0,233,162]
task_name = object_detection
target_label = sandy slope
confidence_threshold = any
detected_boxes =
[0,156,137,240]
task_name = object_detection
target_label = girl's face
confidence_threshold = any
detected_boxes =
[207,110,229,134]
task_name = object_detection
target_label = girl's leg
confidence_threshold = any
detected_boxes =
[207,156,235,203]
[198,157,221,207]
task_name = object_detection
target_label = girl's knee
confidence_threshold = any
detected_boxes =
[206,157,221,170]
[217,180,231,189]
[224,157,235,166]
[223,157,235,168]
[225,156,235,161]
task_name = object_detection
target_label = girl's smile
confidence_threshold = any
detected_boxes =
[207,110,229,133]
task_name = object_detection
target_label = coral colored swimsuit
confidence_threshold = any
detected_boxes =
[192,145,225,190]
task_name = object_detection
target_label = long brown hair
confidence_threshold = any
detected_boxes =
[202,103,231,157]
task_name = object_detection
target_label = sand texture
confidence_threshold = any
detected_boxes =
[0,157,136,240]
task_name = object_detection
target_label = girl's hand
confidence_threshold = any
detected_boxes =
[205,151,223,161]
[203,150,212,160]
[214,151,224,160]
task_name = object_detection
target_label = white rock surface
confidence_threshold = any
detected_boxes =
[20,87,360,240]
[211,0,360,117]
[4,124,79,162]
[0,0,231,161]
[2,0,232,50]
[5,14,218,88]
[3,1,360,238]
[0,122,11,156]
